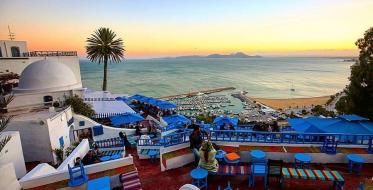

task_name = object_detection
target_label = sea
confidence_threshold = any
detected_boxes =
[80,57,353,99]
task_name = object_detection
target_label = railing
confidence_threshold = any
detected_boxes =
[94,137,125,148]
[22,51,77,57]
[138,130,373,148]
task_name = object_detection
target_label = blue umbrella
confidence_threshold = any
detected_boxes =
[110,113,144,126]
[163,114,191,125]
[213,116,238,127]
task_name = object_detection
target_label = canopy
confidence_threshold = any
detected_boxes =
[129,94,177,110]
[288,115,373,134]
[110,113,144,126]
[213,116,238,127]
[162,114,191,126]
[90,100,135,118]
[338,114,369,122]
[287,118,325,133]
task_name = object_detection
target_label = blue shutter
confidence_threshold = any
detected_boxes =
[59,136,64,148]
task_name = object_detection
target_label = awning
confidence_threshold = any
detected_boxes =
[110,113,144,126]
[129,94,177,110]
[89,100,135,118]
[213,116,238,127]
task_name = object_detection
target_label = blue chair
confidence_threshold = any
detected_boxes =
[368,137,373,154]
[249,161,268,189]
[320,138,338,154]
[68,162,88,187]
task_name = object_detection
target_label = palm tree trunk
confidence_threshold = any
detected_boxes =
[103,57,108,91]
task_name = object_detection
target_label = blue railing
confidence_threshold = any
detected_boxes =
[94,137,125,148]
[138,130,373,148]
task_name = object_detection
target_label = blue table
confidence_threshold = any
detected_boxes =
[110,154,121,160]
[190,168,208,189]
[250,150,266,162]
[215,150,226,162]
[294,153,311,168]
[87,176,110,190]
[100,156,111,162]
[148,150,158,163]
[347,154,364,175]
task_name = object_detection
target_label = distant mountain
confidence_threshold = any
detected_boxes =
[161,52,262,59]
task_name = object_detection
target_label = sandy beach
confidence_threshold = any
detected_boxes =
[251,96,330,110]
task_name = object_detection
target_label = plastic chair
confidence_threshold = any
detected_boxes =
[320,137,338,154]
[68,162,88,187]
[249,161,268,189]
[267,159,283,187]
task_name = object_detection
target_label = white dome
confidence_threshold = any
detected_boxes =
[15,60,82,93]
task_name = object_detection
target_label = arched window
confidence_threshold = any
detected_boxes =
[43,95,53,106]
[11,46,20,57]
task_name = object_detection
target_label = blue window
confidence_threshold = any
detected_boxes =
[79,121,85,126]
[59,136,64,148]
[92,125,104,136]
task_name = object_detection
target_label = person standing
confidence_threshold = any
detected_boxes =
[189,127,203,166]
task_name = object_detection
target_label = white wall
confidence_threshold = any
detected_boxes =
[19,156,134,189]
[4,107,73,164]
[57,139,90,171]
[47,108,73,164]
[0,40,28,58]
[0,163,22,190]
[0,54,81,84]
[73,114,135,141]
[5,120,53,163]
[0,131,26,178]
[7,90,76,111]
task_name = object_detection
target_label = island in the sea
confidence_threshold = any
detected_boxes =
[161,52,262,59]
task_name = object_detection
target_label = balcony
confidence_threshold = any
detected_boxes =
[22,51,77,57]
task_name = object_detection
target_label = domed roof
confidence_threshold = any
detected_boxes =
[14,60,82,93]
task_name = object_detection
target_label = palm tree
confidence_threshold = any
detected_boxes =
[86,27,125,91]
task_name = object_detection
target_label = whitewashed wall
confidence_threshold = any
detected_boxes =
[0,131,26,178]
[46,108,72,164]
[73,114,135,141]
[57,139,90,171]
[0,163,22,190]
[19,156,134,189]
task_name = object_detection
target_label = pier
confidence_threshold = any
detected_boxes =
[159,87,235,99]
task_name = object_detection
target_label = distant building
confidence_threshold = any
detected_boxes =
[0,40,82,85]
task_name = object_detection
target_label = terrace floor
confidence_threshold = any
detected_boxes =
[127,148,373,190]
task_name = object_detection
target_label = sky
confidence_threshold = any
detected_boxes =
[1,0,373,58]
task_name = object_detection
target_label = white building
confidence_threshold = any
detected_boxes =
[7,60,84,111]
[4,107,74,165]
[0,40,82,85]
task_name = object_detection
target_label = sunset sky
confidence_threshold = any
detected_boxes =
[1,0,373,58]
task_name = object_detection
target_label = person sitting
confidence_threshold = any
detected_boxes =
[198,141,219,173]
[119,131,130,156]
[92,145,102,157]
[82,150,96,165]
[189,127,203,166]
[135,125,143,136]
[74,157,82,167]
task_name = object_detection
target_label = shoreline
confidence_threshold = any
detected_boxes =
[250,96,331,110]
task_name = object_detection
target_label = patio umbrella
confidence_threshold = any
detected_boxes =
[213,116,238,127]
[110,113,144,126]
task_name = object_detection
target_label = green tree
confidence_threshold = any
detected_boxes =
[0,94,14,153]
[336,27,373,119]
[65,95,95,118]
[86,27,125,91]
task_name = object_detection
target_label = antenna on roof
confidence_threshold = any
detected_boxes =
[8,25,15,41]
